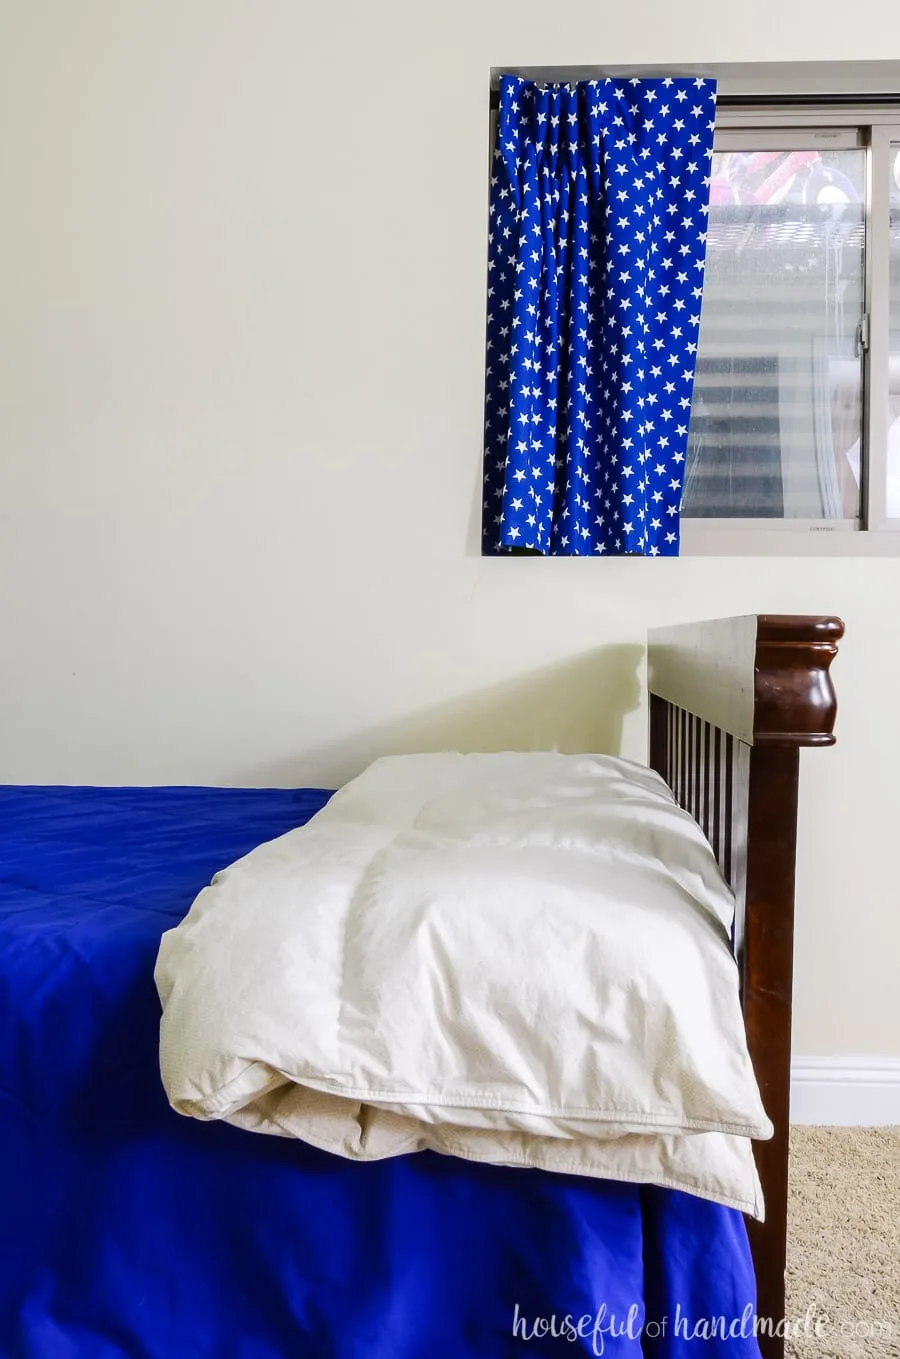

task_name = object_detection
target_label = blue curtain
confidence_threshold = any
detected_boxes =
[482,76,717,556]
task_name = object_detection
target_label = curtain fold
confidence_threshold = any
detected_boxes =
[482,76,717,556]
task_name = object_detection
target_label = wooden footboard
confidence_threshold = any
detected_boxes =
[647,615,843,1359]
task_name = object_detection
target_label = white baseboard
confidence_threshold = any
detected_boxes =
[790,1056,900,1126]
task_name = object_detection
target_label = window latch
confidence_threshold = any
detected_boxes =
[857,313,870,355]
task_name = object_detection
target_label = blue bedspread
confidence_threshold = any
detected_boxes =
[0,787,762,1358]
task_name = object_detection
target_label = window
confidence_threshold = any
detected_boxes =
[682,103,900,555]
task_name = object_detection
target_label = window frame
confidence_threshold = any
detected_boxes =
[682,100,900,557]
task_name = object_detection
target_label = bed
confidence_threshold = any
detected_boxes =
[0,614,842,1359]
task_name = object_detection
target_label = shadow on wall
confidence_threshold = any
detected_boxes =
[243,644,644,789]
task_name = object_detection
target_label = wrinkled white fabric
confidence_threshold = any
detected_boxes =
[156,752,771,1218]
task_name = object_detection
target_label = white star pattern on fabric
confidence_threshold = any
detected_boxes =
[482,75,717,557]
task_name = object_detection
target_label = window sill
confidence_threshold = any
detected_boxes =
[681,520,900,556]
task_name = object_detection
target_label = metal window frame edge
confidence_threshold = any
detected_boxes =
[864,122,900,532]
[715,103,900,129]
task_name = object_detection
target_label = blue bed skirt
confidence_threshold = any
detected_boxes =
[0,787,762,1357]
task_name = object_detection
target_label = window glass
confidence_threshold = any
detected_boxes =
[684,146,866,520]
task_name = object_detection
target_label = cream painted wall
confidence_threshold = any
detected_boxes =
[0,0,897,1055]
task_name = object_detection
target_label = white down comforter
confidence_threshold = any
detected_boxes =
[155,752,772,1218]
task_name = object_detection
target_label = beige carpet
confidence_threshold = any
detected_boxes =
[785,1126,900,1359]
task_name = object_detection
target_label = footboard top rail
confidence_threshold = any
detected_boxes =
[647,614,843,748]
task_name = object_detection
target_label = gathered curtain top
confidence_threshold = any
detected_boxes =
[496,74,717,179]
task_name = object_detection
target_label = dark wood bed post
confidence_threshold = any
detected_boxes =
[647,615,843,1359]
